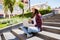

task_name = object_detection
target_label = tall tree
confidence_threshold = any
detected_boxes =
[18,2,24,17]
[3,0,16,18]
[3,0,8,18]
[47,6,51,10]
[8,0,16,13]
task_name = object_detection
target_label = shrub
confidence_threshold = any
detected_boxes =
[19,12,32,18]
[39,9,52,15]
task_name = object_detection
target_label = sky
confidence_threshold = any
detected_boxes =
[30,0,60,8]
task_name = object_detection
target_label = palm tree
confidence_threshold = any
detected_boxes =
[3,0,9,18]
[3,0,16,18]
[8,0,16,13]
[3,0,24,18]
[8,0,16,18]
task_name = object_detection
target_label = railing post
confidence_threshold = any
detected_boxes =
[52,10,55,16]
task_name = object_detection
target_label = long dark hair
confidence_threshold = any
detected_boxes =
[31,8,39,18]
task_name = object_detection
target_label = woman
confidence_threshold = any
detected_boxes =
[20,8,42,37]
[31,8,42,31]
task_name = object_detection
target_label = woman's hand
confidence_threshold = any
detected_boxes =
[28,19,32,23]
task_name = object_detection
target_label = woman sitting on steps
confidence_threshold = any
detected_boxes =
[20,7,43,38]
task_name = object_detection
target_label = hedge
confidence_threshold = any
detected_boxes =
[39,9,52,15]
[13,9,52,18]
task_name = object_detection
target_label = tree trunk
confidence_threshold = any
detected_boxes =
[4,11,8,18]
[29,0,30,11]
[22,9,24,17]
[9,13,10,19]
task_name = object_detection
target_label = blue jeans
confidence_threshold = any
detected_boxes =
[28,27,40,33]
[20,24,40,35]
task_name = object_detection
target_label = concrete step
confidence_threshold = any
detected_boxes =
[44,16,60,19]
[3,32,19,40]
[27,36,43,40]
[43,25,60,30]
[43,14,60,22]
[1,27,60,40]
[44,19,60,22]
[11,29,44,40]
[42,25,60,34]
[46,16,60,19]
[0,36,1,40]
[43,22,60,24]
[37,31,60,40]
[1,34,5,40]
[11,29,26,40]
[47,14,60,17]
[43,22,60,27]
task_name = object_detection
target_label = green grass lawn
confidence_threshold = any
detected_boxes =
[0,17,29,29]
[0,24,8,29]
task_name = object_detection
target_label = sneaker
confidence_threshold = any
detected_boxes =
[24,33,27,35]
[27,34,33,38]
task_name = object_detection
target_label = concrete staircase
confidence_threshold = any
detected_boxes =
[43,14,60,22]
[43,14,60,27]
[0,14,60,40]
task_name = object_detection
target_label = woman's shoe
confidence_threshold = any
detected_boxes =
[24,33,27,35]
[27,34,33,38]
[40,28,43,32]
